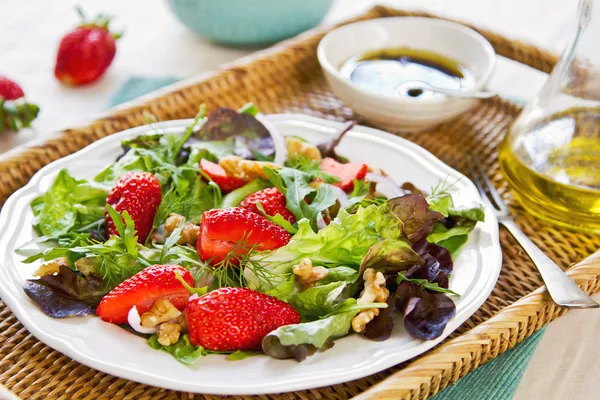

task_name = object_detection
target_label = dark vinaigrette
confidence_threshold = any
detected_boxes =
[340,48,474,98]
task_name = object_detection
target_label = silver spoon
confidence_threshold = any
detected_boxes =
[395,80,498,100]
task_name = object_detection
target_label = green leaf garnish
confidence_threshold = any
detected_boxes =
[396,272,460,296]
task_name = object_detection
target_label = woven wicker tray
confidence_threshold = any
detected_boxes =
[1,6,599,400]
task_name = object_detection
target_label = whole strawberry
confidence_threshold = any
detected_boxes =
[97,264,194,324]
[106,172,162,243]
[0,76,39,133]
[240,187,296,223]
[197,207,291,265]
[54,7,123,86]
[186,287,300,351]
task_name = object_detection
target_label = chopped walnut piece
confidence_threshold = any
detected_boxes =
[351,268,389,333]
[140,298,182,328]
[219,155,279,181]
[286,137,322,161]
[33,257,69,277]
[292,258,328,288]
[157,322,182,346]
[164,213,199,245]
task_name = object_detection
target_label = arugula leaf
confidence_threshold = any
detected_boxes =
[284,156,340,184]
[263,166,337,231]
[397,272,459,296]
[262,300,360,361]
[148,334,207,365]
[255,202,297,234]
[31,169,107,237]
[238,102,259,117]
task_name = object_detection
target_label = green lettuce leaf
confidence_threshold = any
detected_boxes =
[226,350,262,361]
[31,169,107,237]
[148,334,207,365]
[260,206,381,281]
[261,301,360,361]
[288,281,348,320]
[318,265,358,285]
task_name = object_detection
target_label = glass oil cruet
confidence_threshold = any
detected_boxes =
[500,0,600,233]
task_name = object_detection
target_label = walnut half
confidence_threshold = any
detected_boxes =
[351,268,389,333]
[292,258,328,288]
[140,299,182,328]
[285,137,322,161]
[164,213,199,245]
[157,322,183,346]
[33,257,69,277]
[219,155,280,181]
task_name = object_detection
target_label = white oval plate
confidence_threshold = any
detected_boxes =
[0,115,501,395]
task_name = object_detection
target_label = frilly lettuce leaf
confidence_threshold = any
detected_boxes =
[31,169,107,238]
[261,299,361,361]
[262,205,381,275]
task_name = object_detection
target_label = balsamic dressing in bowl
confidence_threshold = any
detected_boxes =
[339,48,475,99]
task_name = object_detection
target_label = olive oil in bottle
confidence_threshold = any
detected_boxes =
[500,107,600,232]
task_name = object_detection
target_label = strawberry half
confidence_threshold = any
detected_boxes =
[240,187,296,223]
[200,159,247,193]
[186,287,300,351]
[54,8,122,86]
[96,265,194,324]
[106,172,162,243]
[197,207,291,265]
[319,157,368,192]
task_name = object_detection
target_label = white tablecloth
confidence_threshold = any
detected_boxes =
[1,1,598,399]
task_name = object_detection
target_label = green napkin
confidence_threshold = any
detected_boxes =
[109,77,545,399]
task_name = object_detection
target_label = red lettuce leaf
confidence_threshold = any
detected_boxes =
[196,107,274,160]
[400,284,456,340]
[383,194,444,243]
[404,240,453,288]
[23,265,107,318]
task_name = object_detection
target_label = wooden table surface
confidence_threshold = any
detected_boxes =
[1,1,598,399]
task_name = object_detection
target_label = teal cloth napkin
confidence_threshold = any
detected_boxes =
[109,77,546,400]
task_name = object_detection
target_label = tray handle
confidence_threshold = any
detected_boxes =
[353,250,600,400]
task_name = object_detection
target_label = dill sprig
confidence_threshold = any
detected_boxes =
[211,234,277,290]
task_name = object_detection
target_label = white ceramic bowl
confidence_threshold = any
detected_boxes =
[317,17,496,132]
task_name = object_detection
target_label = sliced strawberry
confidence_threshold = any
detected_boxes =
[200,159,247,193]
[319,157,368,192]
[196,207,291,265]
[186,287,300,351]
[240,187,296,223]
[105,171,162,243]
[96,265,194,324]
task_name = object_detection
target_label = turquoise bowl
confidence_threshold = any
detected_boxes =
[166,0,334,45]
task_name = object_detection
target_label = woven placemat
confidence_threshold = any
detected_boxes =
[1,6,599,400]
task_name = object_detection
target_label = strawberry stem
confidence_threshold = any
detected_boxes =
[1,99,40,133]
[175,271,208,296]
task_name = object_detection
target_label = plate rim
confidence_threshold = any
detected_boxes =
[0,114,502,395]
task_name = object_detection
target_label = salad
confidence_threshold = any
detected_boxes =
[19,105,484,364]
